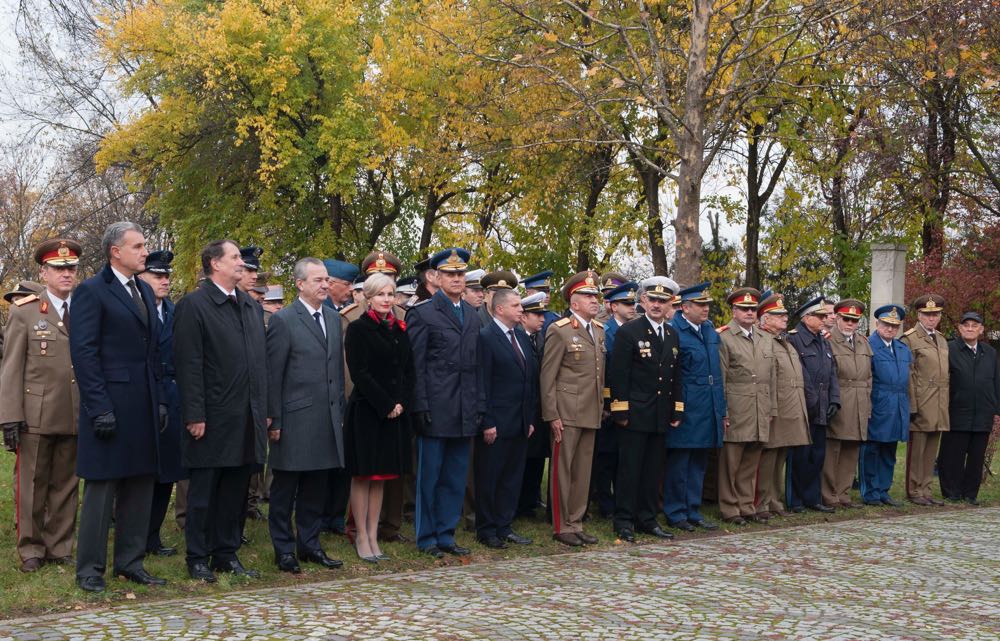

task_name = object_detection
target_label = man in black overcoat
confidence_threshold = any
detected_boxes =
[173,240,268,582]
[608,277,682,542]
[70,222,165,592]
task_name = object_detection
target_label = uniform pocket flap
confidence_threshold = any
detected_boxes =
[285,396,313,412]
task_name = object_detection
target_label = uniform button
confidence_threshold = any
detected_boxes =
[657,391,661,395]
[71,379,76,384]
[658,377,663,382]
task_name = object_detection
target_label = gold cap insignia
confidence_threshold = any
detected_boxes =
[888,308,898,320]
[743,293,753,303]
[447,250,460,265]
[57,244,70,257]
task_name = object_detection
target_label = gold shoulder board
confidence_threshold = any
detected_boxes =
[554,317,571,327]
[903,327,916,336]
[13,294,38,307]
[339,303,358,315]
[593,320,604,329]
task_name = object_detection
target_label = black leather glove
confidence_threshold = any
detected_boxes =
[159,404,169,433]
[827,403,840,422]
[2,421,25,452]
[93,412,117,440]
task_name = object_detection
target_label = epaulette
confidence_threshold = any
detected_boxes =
[13,294,38,307]
[554,317,571,327]
[903,327,916,336]
[411,298,431,308]
[593,320,604,329]
[787,328,798,334]
[339,302,359,316]
[715,324,728,334]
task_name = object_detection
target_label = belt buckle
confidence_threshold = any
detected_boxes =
[708,375,714,385]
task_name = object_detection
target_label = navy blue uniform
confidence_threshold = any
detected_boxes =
[860,334,911,503]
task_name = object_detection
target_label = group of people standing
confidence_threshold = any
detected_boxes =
[1,221,997,594]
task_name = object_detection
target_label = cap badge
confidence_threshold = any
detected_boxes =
[57,245,70,257]
[446,250,460,265]
[743,293,753,303]
[376,253,386,269]
[498,279,507,287]
[925,301,940,311]
[848,306,857,316]
[585,276,595,286]
[888,308,898,320]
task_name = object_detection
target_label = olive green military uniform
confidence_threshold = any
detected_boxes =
[541,315,606,535]
[825,330,872,506]
[901,322,949,501]
[757,331,810,515]
[718,324,777,520]
[0,290,80,564]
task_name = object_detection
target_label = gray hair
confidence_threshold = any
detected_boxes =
[102,221,144,260]
[363,273,395,300]
[293,257,325,282]
[491,288,520,314]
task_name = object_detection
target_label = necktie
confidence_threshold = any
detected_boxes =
[530,332,539,350]
[657,325,664,342]
[127,279,148,323]
[586,322,594,342]
[228,294,238,306]
[454,303,464,324]
[509,329,525,368]
[313,311,326,338]
[62,301,70,332]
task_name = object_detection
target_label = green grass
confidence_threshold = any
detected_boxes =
[1,443,997,620]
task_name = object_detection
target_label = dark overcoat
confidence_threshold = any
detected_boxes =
[667,314,725,448]
[343,312,415,475]
[788,327,841,426]
[609,316,683,433]
[156,297,186,483]
[477,320,538,439]
[524,328,550,458]
[70,263,161,480]
[407,290,481,438]
[173,279,267,468]
[266,299,346,471]
[947,340,1000,432]
[867,334,911,443]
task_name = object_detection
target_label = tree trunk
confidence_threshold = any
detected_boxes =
[419,189,440,254]
[673,0,710,285]
[328,193,344,260]
[745,129,763,289]
[576,146,613,271]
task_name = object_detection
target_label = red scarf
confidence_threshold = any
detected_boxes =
[367,308,406,331]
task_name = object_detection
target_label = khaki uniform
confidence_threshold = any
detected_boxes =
[901,324,949,499]
[824,331,872,505]
[757,332,810,514]
[0,291,79,563]
[541,315,605,534]
[718,325,776,519]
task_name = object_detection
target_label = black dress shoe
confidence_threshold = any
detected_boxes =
[301,549,343,569]
[116,568,167,586]
[966,497,980,506]
[669,520,696,532]
[553,533,583,546]
[692,520,719,531]
[790,505,806,513]
[881,497,902,507]
[147,546,177,557]
[188,563,218,583]
[807,504,835,513]
[378,532,411,543]
[477,536,508,549]
[211,558,260,578]
[276,553,301,574]
[505,532,532,545]
[439,543,471,556]
[422,546,445,558]
[639,526,675,540]
[616,528,636,543]
[45,555,74,565]
[576,532,599,545]
[724,516,748,526]
[241,534,250,545]
[77,576,106,593]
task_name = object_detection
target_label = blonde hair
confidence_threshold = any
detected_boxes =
[363,273,395,300]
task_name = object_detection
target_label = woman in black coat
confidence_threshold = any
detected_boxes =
[344,273,415,562]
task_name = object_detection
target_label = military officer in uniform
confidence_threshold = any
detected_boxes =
[323,259,360,313]
[901,294,949,505]
[718,287,776,525]
[463,269,486,309]
[138,250,187,556]
[664,282,724,531]
[786,297,840,513]
[238,246,265,303]
[591,281,638,518]
[755,294,809,518]
[595,271,627,324]
[522,270,561,333]
[517,292,550,517]
[541,271,605,546]
[262,286,284,317]
[477,270,518,326]
[861,304,911,506]
[608,277,680,541]
[824,299,872,508]
[0,239,82,572]
[3,281,44,304]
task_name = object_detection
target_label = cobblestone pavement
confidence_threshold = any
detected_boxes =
[2,509,997,641]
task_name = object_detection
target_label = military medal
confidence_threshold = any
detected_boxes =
[38,319,48,330]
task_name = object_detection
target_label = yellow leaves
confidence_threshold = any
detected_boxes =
[923,70,937,81]
[542,31,558,43]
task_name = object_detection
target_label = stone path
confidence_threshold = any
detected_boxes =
[2,509,998,640]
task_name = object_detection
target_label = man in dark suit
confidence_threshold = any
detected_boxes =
[70,222,165,592]
[266,257,346,573]
[608,277,682,542]
[517,293,550,517]
[407,247,481,558]
[474,288,538,548]
[173,239,269,582]
[138,250,187,557]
